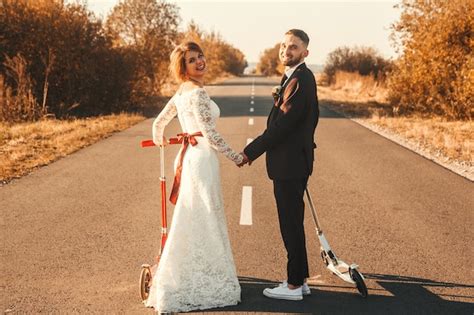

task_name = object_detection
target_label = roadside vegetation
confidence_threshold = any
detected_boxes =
[0,0,247,183]
[0,114,144,184]
[256,0,472,178]
[1,0,247,122]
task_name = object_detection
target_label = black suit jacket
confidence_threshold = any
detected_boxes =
[244,63,319,180]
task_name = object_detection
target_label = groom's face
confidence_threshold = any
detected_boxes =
[279,34,309,67]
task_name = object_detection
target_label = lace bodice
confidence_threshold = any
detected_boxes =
[153,88,243,164]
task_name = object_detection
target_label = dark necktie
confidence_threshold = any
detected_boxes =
[280,74,288,86]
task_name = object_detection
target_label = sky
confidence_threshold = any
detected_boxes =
[86,0,401,65]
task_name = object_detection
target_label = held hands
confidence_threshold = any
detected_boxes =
[236,152,252,168]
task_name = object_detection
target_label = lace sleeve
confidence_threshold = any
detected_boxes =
[152,95,177,145]
[191,89,243,164]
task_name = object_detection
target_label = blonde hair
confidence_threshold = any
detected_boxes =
[169,41,204,82]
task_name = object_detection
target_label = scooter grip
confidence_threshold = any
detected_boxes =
[141,140,156,147]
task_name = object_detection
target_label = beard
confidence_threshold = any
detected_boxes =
[281,53,304,67]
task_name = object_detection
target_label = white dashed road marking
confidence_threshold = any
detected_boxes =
[240,186,253,225]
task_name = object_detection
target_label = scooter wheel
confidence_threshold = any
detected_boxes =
[349,268,368,298]
[139,265,152,301]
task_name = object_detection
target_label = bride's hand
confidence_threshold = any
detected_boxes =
[153,136,168,146]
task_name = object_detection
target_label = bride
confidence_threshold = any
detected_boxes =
[144,41,245,313]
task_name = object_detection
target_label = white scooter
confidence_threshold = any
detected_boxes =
[305,188,368,298]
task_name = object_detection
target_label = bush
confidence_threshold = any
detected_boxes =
[388,0,473,120]
[323,46,392,84]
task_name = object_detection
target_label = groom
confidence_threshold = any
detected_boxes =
[240,29,319,300]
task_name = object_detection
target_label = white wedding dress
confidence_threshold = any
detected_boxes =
[144,88,243,313]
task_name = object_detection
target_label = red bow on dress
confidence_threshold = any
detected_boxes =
[169,131,203,205]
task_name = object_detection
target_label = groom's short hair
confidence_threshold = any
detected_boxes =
[285,29,309,47]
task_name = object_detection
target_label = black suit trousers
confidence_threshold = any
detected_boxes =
[273,176,310,286]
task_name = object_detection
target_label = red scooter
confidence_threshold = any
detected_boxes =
[138,139,174,301]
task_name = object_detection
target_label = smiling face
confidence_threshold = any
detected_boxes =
[184,50,206,80]
[279,34,309,67]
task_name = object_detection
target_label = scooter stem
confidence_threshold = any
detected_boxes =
[305,188,323,235]
[160,146,165,177]
[140,140,169,254]
[159,145,169,252]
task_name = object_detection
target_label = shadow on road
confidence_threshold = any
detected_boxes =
[139,98,343,121]
[138,90,367,121]
[207,75,277,87]
[198,276,473,314]
[320,99,394,119]
[208,81,278,87]
[213,96,273,117]
[214,96,346,119]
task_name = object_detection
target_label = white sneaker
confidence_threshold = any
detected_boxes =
[263,284,303,301]
[280,281,311,295]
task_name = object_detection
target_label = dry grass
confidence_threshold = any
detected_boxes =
[0,113,145,184]
[317,71,389,104]
[317,73,473,178]
[371,116,473,164]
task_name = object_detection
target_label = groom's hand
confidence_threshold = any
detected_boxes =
[237,152,250,167]
[243,152,253,166]
[237,152,249,167]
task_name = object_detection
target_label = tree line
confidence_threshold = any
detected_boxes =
[0,0,247,123]
[256,0,472,120]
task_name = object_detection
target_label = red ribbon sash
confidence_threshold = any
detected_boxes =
[169,131,203,205]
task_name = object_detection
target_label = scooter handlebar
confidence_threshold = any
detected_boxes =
[141,138,180,148]
[141,140,156,147]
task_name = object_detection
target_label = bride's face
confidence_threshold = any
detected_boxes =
[184,50,206,79]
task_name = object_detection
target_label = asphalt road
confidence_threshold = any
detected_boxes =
[1,76,473,314]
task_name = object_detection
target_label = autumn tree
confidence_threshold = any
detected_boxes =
[105,0,179,103]
[180,22,247,81]
[0,0,248,122]
[389,0,473,119]
[256,43,284,76]
[0,0,133,119]
[221,45,247,76]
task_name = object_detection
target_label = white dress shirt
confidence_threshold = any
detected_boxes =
[283,61,305,87]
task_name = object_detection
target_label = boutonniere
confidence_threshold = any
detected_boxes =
[272,85,282,100]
